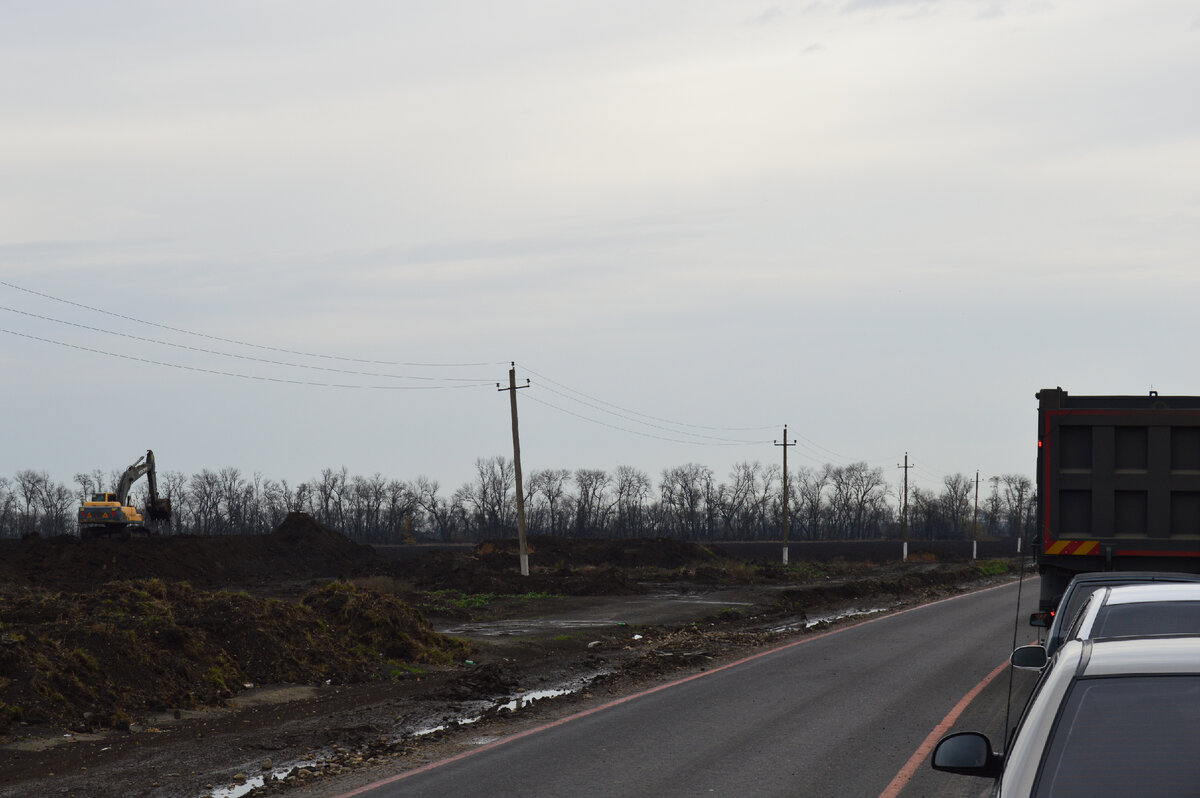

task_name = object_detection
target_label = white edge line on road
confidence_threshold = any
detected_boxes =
[333,578,1021,798]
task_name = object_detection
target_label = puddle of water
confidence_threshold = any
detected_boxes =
[199,673,604,798]
[208,758,320,798]
[770,606,890,634]
[496,686,573,712]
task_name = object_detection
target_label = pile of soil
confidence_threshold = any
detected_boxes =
[0,578,467,734]
[0,513,382,591]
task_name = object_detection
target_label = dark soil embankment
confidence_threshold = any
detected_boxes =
[771,562,1010,609]
[387,535,730,596]
[0,579,466,734]
[0,513,469,734]
[0,513,382,591]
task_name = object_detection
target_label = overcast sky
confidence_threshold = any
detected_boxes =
[2,0,1198,501]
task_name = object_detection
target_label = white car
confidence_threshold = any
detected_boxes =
[1014,582,1200,670]
[933,636,1200,796]
[1029,571,1200,657]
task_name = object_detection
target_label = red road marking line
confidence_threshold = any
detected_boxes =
[876,657,1010,798]
[333,580,1019,798]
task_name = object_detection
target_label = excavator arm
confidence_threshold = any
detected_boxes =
[114,454,150,507]
[142,450,172,522]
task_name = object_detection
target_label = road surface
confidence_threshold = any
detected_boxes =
[327,578,1041,797]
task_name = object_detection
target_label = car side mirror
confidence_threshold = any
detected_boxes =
[1011,644,1048,671]
[1029,611,1053,628]
[931,732,1003,778]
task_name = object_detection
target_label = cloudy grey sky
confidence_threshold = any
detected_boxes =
[2,0,1198,499]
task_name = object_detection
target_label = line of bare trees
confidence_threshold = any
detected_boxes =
[0,460,1034,543]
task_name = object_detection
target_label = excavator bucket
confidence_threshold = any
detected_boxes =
[147,498,172,522]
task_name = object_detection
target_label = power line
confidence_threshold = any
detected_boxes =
[0,305,494,383]
[0,329,494,390]
[532,381,776,445]
[0,279,507,368]
[524,394,772,447]
[3,281,905,468]
[518,362,780,432]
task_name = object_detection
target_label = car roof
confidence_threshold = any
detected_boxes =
[1080,637,1200,676]
[1066,571,1200,587]
[1100,582,1200,606]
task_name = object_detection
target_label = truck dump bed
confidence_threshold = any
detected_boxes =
[1036,388,1200,609]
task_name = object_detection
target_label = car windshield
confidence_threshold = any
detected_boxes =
[1034,675,1200,797]
[1092,602,1200,639]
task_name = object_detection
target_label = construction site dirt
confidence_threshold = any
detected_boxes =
[0,514,1020,798]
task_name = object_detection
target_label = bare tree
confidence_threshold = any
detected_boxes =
[942,473,974,539]
[414,476,457,541]
[313,467,349,530]
[38,481,75,537]
[716,462,757,537]
[462,456,515,537]
[187,470,221,536]
[796,464,830,540]
[613,465,651,539]
[573,469,615,537]
[345,473,387,542]
[380,479,418,542]
[1002,473,1034,538]
[14,470,48,538]
[527,468,571,536]
[0,477,15,538]
[829,463,889,539]
[660,463,713,540]
[909,486,940,540]
[217,467,249,534]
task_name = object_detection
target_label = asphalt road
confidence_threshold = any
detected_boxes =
[337,579,1041,798]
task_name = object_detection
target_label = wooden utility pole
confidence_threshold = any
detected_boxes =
[973,470,980,560]
[775,426,796,565]
[973,470,980,534]
[497,363,530,576]
[897,453,914,539]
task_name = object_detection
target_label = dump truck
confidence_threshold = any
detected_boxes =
[1035,388,1200,612]
[78,449,172,537]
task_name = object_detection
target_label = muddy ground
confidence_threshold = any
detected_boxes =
[0,515,1019,798]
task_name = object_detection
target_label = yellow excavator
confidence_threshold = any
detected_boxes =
[78,450,172,538]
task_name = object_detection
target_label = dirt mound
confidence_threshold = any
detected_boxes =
[434,662,519,701]
[0,513,381,591]
[392,549,642,596]
[0,579,467,733]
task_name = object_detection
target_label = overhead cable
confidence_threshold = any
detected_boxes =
[0,329,494,390]
[0,279,506,368]
[0,305,493,382]
[524,394,772,447]
[532,381,774,445]
[519,363,780,432]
